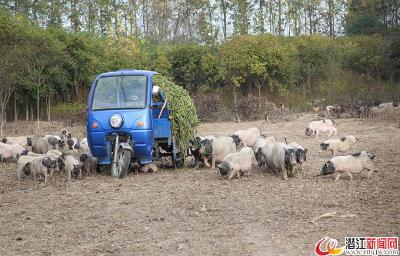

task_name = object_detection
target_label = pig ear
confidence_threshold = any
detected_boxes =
[304,148,308,154]
[42,158,50,167]
[67,139,74,146]
[79,153,88,162]
[368,153,375,160]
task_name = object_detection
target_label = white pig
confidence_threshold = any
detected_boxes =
[320,135,358,156]
[320,151,375,181]
[199,136,236,169]
[217,147,257,180]
[305,119,337,139]
[266,142,298,180]
[255,136,276,167]
[234,127,261,147]
[29,157,57,184]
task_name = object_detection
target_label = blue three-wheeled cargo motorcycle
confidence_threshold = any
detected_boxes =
[86,69,183,178]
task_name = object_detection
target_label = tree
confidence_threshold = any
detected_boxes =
[69,0,81,32]
[24,29,66,126]
[345,14,385,35]
[231,0,252,35]
[0,46,15,136]
[219,0,229,40]
[197,1,218,45]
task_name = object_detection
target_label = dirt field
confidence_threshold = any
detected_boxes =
[1,114,399,255]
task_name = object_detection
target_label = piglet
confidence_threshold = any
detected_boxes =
[217,147,256,180]
[321,151,375,181]
[234,127,261,147]
[305,119,337,139]
[29,157,57,184]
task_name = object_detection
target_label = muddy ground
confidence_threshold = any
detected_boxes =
[1,115,399,255]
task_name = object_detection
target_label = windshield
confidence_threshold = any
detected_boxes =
[91,76,147,110]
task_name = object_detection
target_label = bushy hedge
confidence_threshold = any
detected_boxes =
[153,75,199,153]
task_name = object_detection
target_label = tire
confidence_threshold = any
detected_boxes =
[111,148,131,179]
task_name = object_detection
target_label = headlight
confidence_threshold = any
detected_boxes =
[110,114,123,128]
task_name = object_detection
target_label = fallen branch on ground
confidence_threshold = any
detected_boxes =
[310,212,337,225]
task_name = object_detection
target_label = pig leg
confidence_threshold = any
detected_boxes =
[334,128,337,136]
[67,169,71,181]
[328,130,332,137]
[334,173,341,181]
[346,170,353,180]
[228,169,238,180]
[236,170,241,179]
[280,165,288,180]
[203,157,211,168]
[315,130,319,139]
[366,168,373,179]
[211,158,216,169]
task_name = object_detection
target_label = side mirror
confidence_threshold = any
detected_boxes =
[152,86,160,96]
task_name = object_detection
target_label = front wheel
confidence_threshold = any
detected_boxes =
[111,148,131,179]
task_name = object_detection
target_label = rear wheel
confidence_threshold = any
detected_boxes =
[111,148,131,179]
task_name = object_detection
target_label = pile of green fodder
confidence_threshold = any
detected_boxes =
[153,75,199,153]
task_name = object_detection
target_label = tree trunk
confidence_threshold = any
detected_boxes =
[30,102,33,121]
[25,97,29,121]
[269,1,273,34]
[0,108,3,137]
[259,0,265,33]
[278,0,282,35]
[233,86,240,123]
[47,95,51,122]
[37,87,40,128]
[173,3,181,41]
[14,91,17,122]
[309,3,313,35]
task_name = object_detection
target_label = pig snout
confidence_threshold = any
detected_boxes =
[288,152,298,166]
[217,162,230,176]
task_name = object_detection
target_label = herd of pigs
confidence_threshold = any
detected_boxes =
[0,129,96,183]
[0,118,376,184]
[190,118,375,181]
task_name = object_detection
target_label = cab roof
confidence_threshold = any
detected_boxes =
[97,69,158,78]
